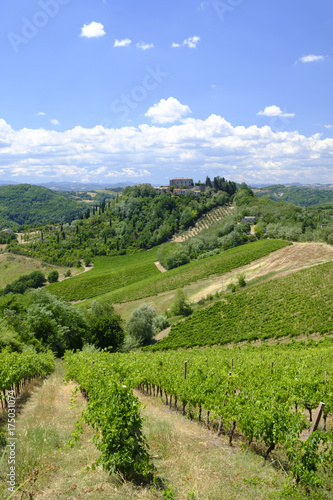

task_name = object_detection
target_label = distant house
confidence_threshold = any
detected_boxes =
[173,188,189,195]
[240,216,256,224]
[153,186,169,194]
[169,178,194,189]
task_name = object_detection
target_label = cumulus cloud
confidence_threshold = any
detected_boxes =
[80,21,106,38]
[136,42,154,50]
[114,38,132,47]
[145,97,192,124]
[0,115,332,184]
[172,36,200,49]
[324,124,333,129]
[37,112,46,116]
[50,119,59,125]
[298,54,327,63]
[257,105,295,118]
[184,36,200,48]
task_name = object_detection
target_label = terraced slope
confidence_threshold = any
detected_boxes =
[172,205,234,242]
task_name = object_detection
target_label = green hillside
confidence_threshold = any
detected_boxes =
[0,184,86,229]
[254,184,333,207]
[7,183,236,266]
[149,261,333,350]
[48,239,290,303]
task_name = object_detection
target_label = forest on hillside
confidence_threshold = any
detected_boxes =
[5,180,236,266]
[0,184,86,229]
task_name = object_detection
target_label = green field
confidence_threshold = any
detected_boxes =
[47,249,159,301]
[149,261,333,350]
[48,239,290,303]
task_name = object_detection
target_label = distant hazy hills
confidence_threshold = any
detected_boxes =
[252,184,333,207]
[0,181,135,191]
[0,184,86,229]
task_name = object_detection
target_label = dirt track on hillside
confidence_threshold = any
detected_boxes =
[190,242,333,302]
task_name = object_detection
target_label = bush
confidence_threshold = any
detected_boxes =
[4,271,46,295]
[171,289,192,317]
[85,301,124,351]
[157,242,190,270]
[126,304,157,345]
[48,270,59,283]
[121,334,142,352]
[153,315,169,334]
[238,273,246,287]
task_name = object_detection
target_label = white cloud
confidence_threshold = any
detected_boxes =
[37,112,46,116]
[257,105,295,118]
[0,115,333,184]
[136,42,154,50]
[171,36,200,49]
[324,124,333,129]
[80,21,106,38]
[114,38,132,47]
[298,54,327,63]
[183,36,200,48]
[50,119,59,125]
[145,97,192,124]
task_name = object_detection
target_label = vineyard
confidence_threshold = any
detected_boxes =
[48,249,160,302]
[64,342,333,487]
[0,351,55,409]
[172,205,234,242]
[149,261,333,350]
[55,239,289,305]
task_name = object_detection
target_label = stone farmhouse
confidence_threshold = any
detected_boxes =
[169,178,194,189]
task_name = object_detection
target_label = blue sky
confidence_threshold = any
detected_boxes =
[0,0,332,186]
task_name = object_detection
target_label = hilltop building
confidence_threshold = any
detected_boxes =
[169,178,194,189]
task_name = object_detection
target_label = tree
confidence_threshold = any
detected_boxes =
[25,289,87,356]
[171,289,192,317]
[48,270,59,283]
[126,304,157,345]
[254,225,265,239]
[85,301,124,351]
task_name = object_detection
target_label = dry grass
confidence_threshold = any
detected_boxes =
[0,253,85,287]
[137,390,289,500]
[0,361,293,500]
[115,241,333,326]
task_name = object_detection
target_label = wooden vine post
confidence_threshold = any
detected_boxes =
[308,402,325,436]
[323,371,328,431]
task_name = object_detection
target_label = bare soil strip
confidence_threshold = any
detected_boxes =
[154,261,168,273]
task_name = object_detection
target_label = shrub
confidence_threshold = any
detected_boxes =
[126,304,157,345]
[48,270,59,283]
[238,273,246,287]
[85,301,124,351]
[171,289,193,317]
[153,315,169,334]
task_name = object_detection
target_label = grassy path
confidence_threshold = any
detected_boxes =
[0,360,293,499]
